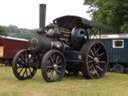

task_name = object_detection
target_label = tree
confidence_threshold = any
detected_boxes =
[0,26,6,35]
[84,0,128,33]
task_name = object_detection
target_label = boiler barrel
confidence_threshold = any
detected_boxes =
[30,35,52,52]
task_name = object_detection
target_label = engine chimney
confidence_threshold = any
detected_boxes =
[39,4,46,31]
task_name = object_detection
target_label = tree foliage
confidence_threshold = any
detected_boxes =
[0,25,37,40]
[84,0,128,33]
[0,26,7,35]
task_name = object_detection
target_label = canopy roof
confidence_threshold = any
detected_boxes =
[53,15,113,32]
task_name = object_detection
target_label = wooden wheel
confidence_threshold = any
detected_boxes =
[81,41,108,79]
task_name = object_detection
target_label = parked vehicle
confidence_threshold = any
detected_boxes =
[12,4,113,82]
[95,34,128,73]
[0,36,29,66]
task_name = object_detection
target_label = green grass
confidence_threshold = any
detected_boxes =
[0,67,128,96]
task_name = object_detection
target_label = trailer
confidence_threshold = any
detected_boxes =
[0,36,29,66]
[94,34,128,73]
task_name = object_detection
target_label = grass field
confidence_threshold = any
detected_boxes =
[0,67,128,96]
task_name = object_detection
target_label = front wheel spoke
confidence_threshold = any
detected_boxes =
[49,70,55,79]
[28,68,32,74]
[57,65,63,68]
[22,69,27,77]
[53,70,58,80]
[57,59,62,65]
[18,59,27,67]
[19,55,23,60]
[16,65,22,69]
[47,70,52,79]
[49,56,54,64]
[17,63,23,67]
[55,55,59,64]
[55,69,62,74]
[47,65,53,68]
[18,68,24,75]
[24,53,29,59]
[25,68,29,77]
[17,60,25,66]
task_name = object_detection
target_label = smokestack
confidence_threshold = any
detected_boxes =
[39,4,46,31]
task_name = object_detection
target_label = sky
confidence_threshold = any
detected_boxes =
[0,0,91,29]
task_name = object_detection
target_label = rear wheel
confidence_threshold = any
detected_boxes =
[12,49,37,80]
[41,50,66,82]
[81,40,108,79]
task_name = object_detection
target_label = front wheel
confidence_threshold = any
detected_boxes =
[41,50,66,82]
[12,49,37,80]
[81,40,108,79]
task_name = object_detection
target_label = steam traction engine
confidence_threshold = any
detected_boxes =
[12,4,112,82]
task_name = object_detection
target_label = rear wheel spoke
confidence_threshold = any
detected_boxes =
[99,61,106,64]
[96,65,103,72]
[89,64,94,70]
[93,67,100,77]
[95,46,102,54]
[90,49,95,57]
[93,47,97,56]
[87,60,94,64]
[98,52,105,57]
[88,54,94,59]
